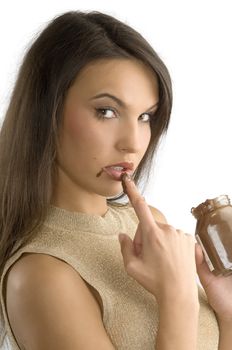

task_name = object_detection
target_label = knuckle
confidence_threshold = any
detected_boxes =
[125,260,137,275]
[186,233,195,242]
[176,228,183,233]
[165,224,177,234]
[146,225,156,235]
[145,225,160,241]
[146,229,163,247]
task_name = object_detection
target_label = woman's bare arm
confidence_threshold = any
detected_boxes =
[5,253,115,350]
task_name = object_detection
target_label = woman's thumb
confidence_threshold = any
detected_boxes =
[195,242,214,288]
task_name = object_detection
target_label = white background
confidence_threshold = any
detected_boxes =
[0,0,231,234]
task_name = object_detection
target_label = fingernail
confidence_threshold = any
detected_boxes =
[121,173,133,194]
[122,173,132,182]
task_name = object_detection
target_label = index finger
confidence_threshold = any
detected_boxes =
[121,173,159,228]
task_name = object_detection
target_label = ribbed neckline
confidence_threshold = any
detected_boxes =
[43,203,130,236]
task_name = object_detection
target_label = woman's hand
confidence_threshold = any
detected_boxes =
[195,244,232,323]
[118,174,198,306]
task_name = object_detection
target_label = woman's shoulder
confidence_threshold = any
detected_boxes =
[148,205,168,224]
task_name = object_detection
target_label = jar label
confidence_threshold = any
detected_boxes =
[196,234,214,272]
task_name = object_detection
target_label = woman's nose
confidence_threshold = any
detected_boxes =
[116,122,141,154]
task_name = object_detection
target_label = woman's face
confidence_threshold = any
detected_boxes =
[56,58,159,201]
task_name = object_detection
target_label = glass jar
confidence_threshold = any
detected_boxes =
[191,194,232,276]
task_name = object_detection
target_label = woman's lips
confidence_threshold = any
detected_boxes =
[102,167,133,181]
[96,162,134,180]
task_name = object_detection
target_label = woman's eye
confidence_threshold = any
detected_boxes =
[140,113,151,123]
[94,108,154,122]
[95,108,116,120]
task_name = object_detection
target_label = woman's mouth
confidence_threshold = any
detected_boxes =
[102,162,134,181]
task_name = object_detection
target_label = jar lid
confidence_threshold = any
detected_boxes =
[191,194,231,219]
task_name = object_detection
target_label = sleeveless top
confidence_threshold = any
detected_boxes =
[0,203,219,349]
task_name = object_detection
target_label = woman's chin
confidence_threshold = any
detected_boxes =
[100,183,124,198]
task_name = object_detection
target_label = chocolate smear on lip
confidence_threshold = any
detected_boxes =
[96,168,104,177]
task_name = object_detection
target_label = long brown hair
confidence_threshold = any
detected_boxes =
[0,11,172,273]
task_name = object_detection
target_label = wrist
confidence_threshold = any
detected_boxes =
[157,290,199,312]
[158,300,199,322]
[216,313,232,327]
[156,299,199,350]
[217,318,232,331]
[217,318,232,350]
[158,296,200,328]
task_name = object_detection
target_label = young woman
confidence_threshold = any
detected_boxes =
[0,10,231,350]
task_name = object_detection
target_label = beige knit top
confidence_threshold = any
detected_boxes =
[0,203,219,349]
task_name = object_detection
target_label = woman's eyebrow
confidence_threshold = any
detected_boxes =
[89,92,159,112]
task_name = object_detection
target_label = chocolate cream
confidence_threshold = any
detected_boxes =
[191,195,232,276]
